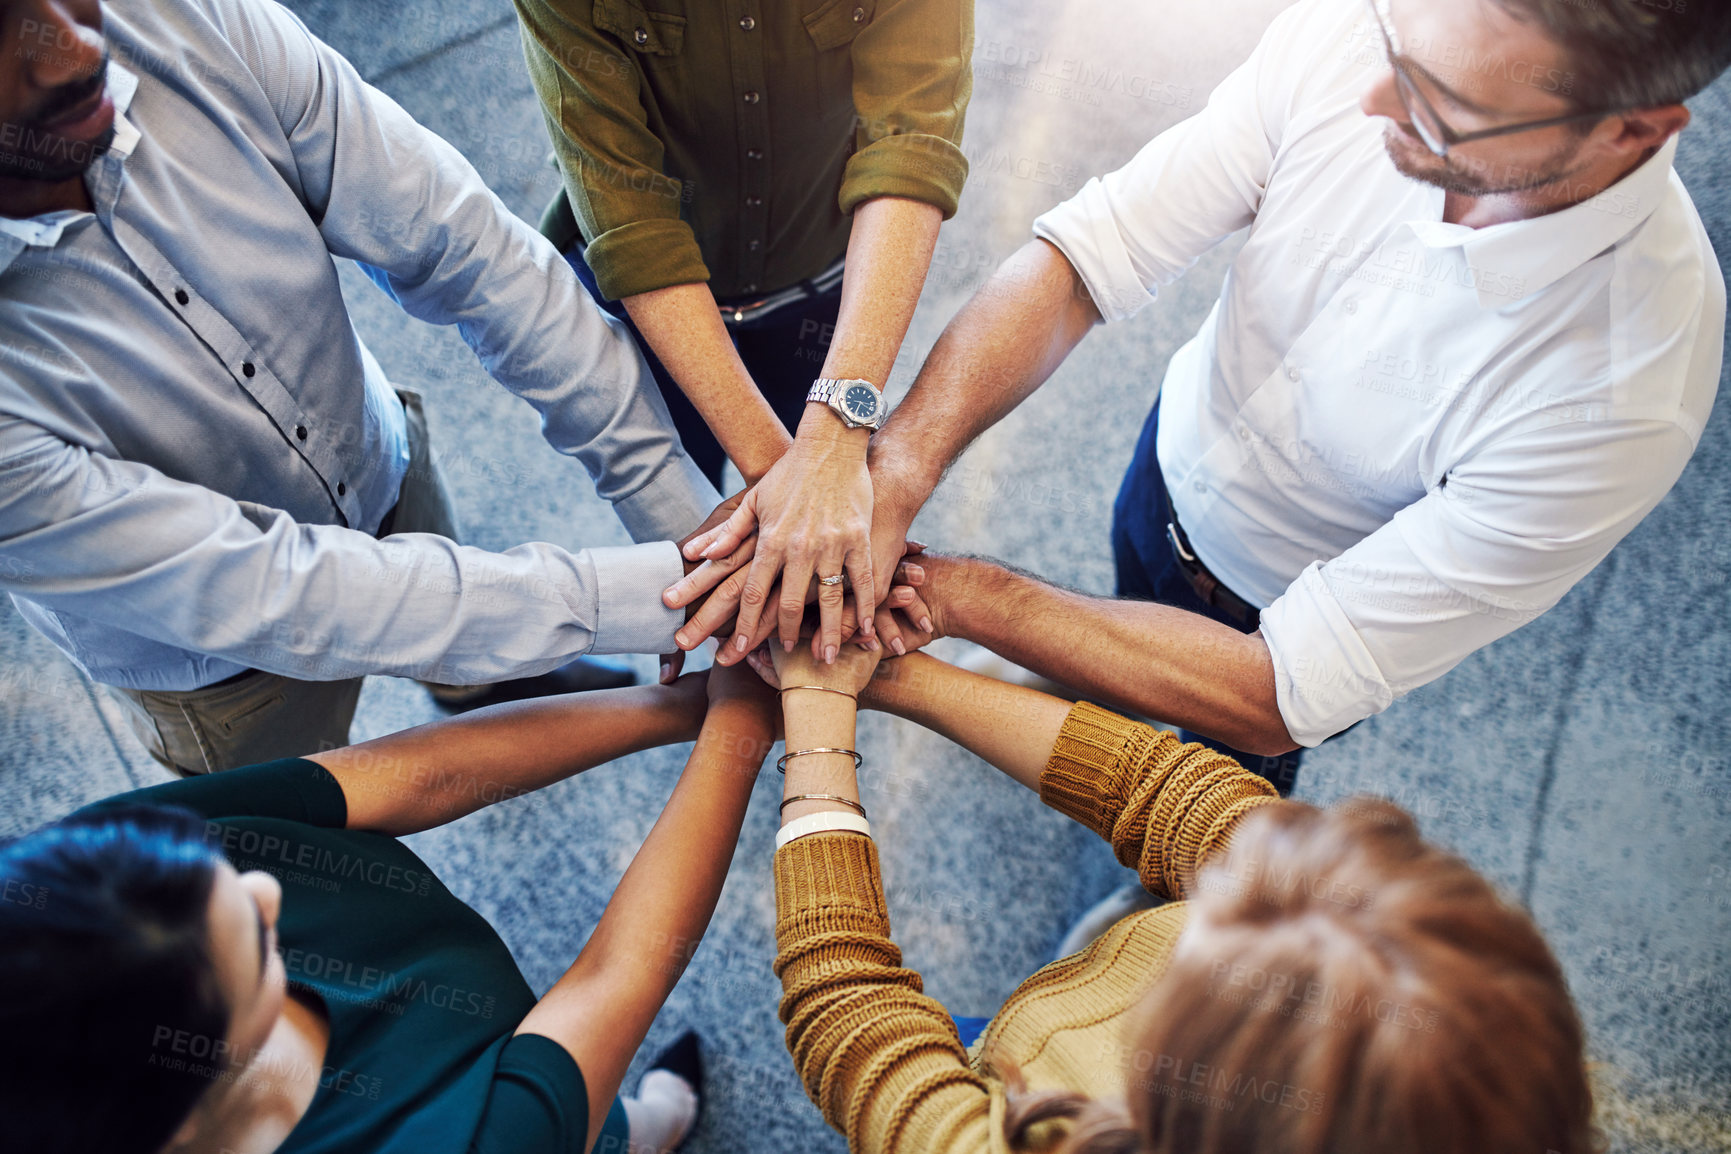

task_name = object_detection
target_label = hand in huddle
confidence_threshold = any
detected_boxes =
[702,655,783,758]
[661,492,759,684]
[672,546,929,667]
[759,621,883,699]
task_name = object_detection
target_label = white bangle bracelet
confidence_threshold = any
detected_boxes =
[775,811,872,851]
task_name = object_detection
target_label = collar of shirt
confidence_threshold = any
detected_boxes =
[0,62,141,274]
[1403,136,1679,309]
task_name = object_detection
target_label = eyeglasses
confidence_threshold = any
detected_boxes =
[1367,0,1616,157]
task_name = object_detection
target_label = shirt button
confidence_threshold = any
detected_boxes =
[746,148,763,160]
[743,284,759,293]
[745,196,763,207]
[242,362,255,378]
[747,239,762,251]
[852,5,866,20]
[633,26,648,46]
[1237,425,1250,441]
[1193,480,1207,493]
[174,289,189,306]
[738,15,755,30]
[295,426,308,441]
[336,482,347,497]
[1343,299,1358,314]
[1287,367,1300,382]
[743,91,760,105]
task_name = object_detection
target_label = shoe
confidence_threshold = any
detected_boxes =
[646,1030,704,1147]
[425,656,639,713]
[1054,882,1163,959]
[648,1030,703,1097]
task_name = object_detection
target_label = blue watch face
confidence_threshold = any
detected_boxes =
[842,384,879,422]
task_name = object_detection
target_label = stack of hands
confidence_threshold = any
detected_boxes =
[658,478,942,683]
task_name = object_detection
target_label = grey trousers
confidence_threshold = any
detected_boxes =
[107,389,462,776]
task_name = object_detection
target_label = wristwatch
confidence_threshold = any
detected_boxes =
[807,377,887,430]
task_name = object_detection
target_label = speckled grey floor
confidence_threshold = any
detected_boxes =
[1,0,1727,1150]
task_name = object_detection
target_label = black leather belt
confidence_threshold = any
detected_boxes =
[1164,494,1260,630]
[716,255,846,327]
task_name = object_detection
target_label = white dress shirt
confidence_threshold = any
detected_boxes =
[1033,0,1723,746]
[0,0,718,691]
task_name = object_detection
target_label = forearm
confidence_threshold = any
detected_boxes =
[1039,700,1281,899]
[819,196,942,388]
[869,238,1102,511]
[773,834,993,1153]
[938,556,1298,755]
[777,196,946,534]
[0,433,686,683]
[779,688,865,823]
[770,646,993,1148]
[623,284,792,482]
[311,679,706,835]
[521,699,772,1151]
[861,652,1070,791]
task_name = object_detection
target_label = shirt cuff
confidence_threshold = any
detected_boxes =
[839,134,970,220]
[589,541,686,655]
[1032,177,1157,324]
[1259,563,1397,747]
[583,218,711,301]
[611,453,721,544]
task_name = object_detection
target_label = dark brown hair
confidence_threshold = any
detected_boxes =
[1005,798,1599,1154]
[1491,0,1731,110]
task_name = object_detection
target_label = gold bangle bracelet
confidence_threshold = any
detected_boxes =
[778,685,858,702]
[776,748,864,775]
[778,793,867,819]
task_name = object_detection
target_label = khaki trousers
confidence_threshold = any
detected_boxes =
[107,389,462,776]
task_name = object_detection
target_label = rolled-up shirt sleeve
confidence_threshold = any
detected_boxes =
[224,0,716,540]
[0,420,686,682]
[840,0,974,219]
[1030,0,1309,323]
[1259,416,1696,746]
[512,0,708,301]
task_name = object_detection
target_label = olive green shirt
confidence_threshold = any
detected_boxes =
[515,0,974,301]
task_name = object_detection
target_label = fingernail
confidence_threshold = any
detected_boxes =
[660,663,673,682]
[674,631,688,648]
[906,564,925,581]
[825,645,838,664]
[890,637,905,656]
[734,634,750,653]
[783,638,795,653]
[908,539,927,550]
[920,617,933,633]
[866,637,881,652]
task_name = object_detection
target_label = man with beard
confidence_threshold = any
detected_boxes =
[0,0,732,774]
[675,0,1728,805]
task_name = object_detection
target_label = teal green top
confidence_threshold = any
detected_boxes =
[75,760,589,1154]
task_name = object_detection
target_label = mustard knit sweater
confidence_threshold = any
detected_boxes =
[772,702,1280,1154]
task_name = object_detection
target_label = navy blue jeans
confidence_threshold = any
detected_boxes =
[564,245,844,488]
[1111,401,1303,796]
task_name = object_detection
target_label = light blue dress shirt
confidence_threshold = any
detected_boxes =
[0,0,719,691]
